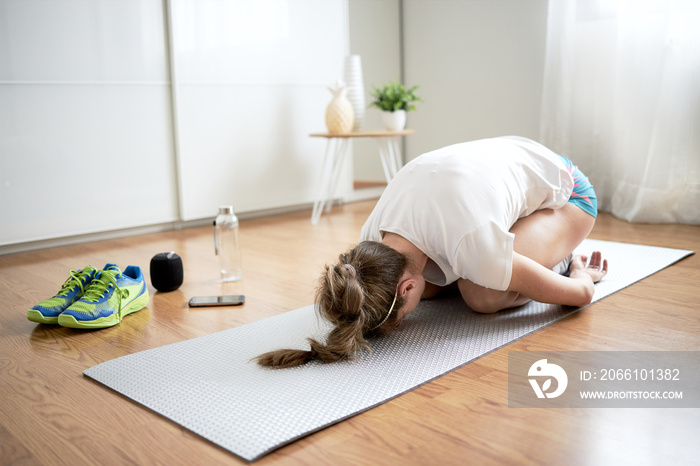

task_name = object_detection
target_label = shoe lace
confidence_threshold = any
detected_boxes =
[81,269,129,326]
[57,266,96,298]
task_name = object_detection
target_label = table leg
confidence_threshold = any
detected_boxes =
[387,136,402,177]
[377,137,403,183]
[377,138,394,184]
[311,138,350,225]
[311,139,335,225]
[324,139,350,213]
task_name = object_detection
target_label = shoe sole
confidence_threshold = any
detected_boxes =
[58,292,149,329]
[27,310,59,325]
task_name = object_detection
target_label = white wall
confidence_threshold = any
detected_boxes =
[0,0,348,248]
[0,0,179,244]
[170,0,347,220]
[403,0,549,160]
[0,0,550,251]
[348,0,401,183]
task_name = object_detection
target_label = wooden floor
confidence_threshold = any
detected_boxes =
[1,200,698,465]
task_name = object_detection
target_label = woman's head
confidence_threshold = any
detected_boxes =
[254,241,408,369]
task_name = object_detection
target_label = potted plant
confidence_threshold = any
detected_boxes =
[369,81,422,131]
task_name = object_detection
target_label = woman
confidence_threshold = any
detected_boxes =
[256,136,608,368]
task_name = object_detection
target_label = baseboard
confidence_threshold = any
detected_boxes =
[0,205,308,256]
[353,180,387,190]
[0,220,205,256]
[0,197,382,256]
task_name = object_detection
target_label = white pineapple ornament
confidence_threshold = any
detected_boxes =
[325,81,354,134]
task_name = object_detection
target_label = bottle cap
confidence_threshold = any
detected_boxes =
[219,205,234,215]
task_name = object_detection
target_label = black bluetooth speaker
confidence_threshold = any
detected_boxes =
[150,252,184,292]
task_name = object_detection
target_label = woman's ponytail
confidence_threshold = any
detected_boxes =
[254,348,316,369]
[254,241,408,369]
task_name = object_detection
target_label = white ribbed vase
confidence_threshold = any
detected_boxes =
[344,55,365,131]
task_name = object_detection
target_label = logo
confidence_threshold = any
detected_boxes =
[528,359,568,398]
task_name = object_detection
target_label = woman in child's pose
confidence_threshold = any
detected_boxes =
[256,136,608,368]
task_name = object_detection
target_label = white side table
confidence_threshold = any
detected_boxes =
[309,129,414,225]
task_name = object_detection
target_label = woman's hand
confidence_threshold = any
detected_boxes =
[569,251,608,283]
[509,251,609,308]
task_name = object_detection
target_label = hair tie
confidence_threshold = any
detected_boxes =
[371,286,399,331]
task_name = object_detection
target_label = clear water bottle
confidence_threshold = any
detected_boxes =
[214,205,242,282]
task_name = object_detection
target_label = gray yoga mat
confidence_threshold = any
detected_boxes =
[84,239,693,461]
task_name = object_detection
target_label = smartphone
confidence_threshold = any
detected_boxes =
[188,295,245,307]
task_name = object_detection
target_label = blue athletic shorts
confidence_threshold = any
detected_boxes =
[557,154,598,218]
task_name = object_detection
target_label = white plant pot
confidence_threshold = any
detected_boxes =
[382,110,407,131]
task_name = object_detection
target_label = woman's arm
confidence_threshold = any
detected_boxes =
[508,251,608,307]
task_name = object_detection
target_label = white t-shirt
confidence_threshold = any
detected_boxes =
[359,136,574,291]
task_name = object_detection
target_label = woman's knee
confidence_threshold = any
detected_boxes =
[464,293,501,313]
[458,280,519,313]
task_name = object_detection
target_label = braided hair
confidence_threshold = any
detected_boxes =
[254,241,407,368]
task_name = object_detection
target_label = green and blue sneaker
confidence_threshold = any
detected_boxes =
[27,266,97,324]
[58,264,150,329]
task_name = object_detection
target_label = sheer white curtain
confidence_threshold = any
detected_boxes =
[540,0,700,224]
